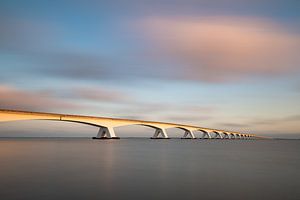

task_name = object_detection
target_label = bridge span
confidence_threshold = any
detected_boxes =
[0,109,260,139]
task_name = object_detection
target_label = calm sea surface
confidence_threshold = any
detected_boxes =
[0,138,299,200]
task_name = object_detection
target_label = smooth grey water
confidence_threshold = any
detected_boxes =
[0,138,299,200]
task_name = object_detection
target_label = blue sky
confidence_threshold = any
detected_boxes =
[0,0,300,138]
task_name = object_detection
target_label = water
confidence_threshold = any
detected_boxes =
[0,138,299,200]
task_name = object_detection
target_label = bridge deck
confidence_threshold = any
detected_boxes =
[0,109,259,138]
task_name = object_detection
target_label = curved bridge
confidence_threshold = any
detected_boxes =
[0,109,260,139]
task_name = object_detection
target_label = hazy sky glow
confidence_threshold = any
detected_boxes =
[0,0,300,138]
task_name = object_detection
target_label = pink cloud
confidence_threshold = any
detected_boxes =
[137,16,300,82]
[0,85,80,111]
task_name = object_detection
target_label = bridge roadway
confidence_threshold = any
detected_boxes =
[0,109,259,139]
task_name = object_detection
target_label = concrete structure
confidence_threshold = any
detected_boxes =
[0,109,262,139]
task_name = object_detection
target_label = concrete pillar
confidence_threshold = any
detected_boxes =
[214,131,223,139]
[223,132,230,139]
[93,126,120,139]
[181,130,196,139]
[201,130,212,139]
[151,128,169,139]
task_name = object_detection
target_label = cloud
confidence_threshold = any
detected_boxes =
[3,12,300,85]
[67,87,131,103]
[137,16,300,82]
[166,115,210,124]
[118,103,216,123]
[0,15,57,53]
[37,51,173,82]
[284,115,300,121]
[0,83,214,123]
[250,115,300,125]
[38,52,115,80]
[0,14,161,83]
[0,15,118,82]
[0,85,81,111]
[218,122,249,128]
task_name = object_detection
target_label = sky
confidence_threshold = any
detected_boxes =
[0,0,300,138]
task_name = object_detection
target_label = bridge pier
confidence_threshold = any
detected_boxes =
[92,127,120,139]
[151,128,169,139]
[223,132,230,139]
[213,131,223,139]
[200,130,212,139]
[181,130,196,139]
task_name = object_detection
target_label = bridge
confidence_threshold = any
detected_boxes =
[0,109,261,139]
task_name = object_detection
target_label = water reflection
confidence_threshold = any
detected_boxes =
[0,138,299,200]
